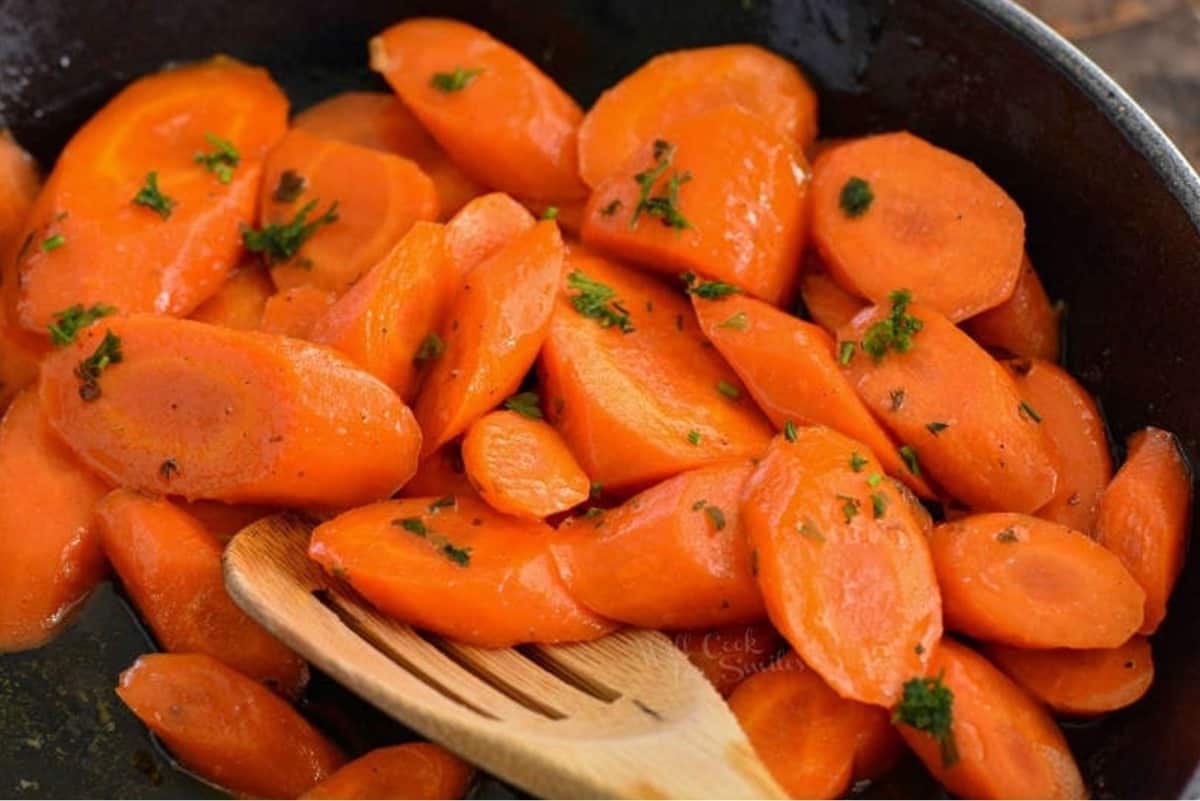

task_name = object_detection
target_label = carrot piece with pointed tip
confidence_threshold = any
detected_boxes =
[931,512,1145,648]
[1006,358,1112,534]
[259,285,337,340]
[39,315,421,507]
[895,639,1086,800]
[308,495,615,647]
[414,220,564,457]
[797,258,865,335]
[1095,427,1192,634]
[301,743,475,800]
[312,222,453,402]
[188,261,272,330]
[965,254,1061,360]
[673,622,786,697]
[117,653,345,798]
[294,91,484,217]
[983,636,1153,716]
[694,292,933,499]
[444,192,537,285]
[811,131,1025,322]
[839,299,1060,512]
[581,105,808,305]
[401,443,477,499]
[0,390,109,652]
[553,460,764,629]
[14,57,287,330]
[741,430,941,706]
[371,18,588,201]
[260,128,438,294]
[578,44,818,188]
[462,410,589,520]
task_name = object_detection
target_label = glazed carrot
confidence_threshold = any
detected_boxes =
[301,743,475,800]
[693,292,933,499]
[673,622,786,697]
[294,91,484,217]
[371,18,588,201]
[401,443,477,499]
[797,258,865,334]
[931,513,1145,648]
[0,390,109,651]
[728,657,898,799]
[810,131,1025,321]
[539,249,772,492]
[581,105,808,305]
[259,285,337,340]
[188,261,272,330]
[839,297,1060,512]
[895,639,1086,800]
[1095,427,1192,634]
[13,57,287,330]
[0,321,43,412]
[175,499,276,544]
[444,192,536,284]
[117,653,344,798]
[39,316,421,507]
[983,637,1153,716]
[462,410,590,519]
[1006,358,1112,533]
[965,254,1061,360]
[520,198,585,235]
[312,222,453,402]
[96,490,308,697]
[414,220,564,457]
[259,127,438,293]
[578,44,818,187]
[741,430,941,706]
[308,495,614,647]
[552,461,764,629]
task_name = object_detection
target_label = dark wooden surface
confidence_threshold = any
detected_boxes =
[1022,0,1200,165]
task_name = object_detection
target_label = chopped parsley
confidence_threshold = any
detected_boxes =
[413,332,445,363]
[429,495,456,513]
[871,492,888,519]
[133,172,175,219]
[48,303,116,346]
[682,272,741,299]
[838,494,861,523]
[889,388,906,411]
[599,199,623,217]
[692,499,707,511]
[797,518,825,542]
[566,270,634,333]
[687,429,702,446]
[241,199,339,265]
[849,452,868,472]
[1019,400,1043,423]
[194,133,240,184]
[504,391,543,420]
[893,674,958,767]
[926,421,949,435]
[717,380,740,400]
[74,329,123,402]
[397,517,427,536]
[866,472,883,488]
[838,340,856,365]
[996,527,1019,543]
[392,516,472,567]
[541,206,559,221]
[839,176,874,217]
[705,505,726,531]
[430,66,483,93]
[783,420,798,442]
[631,140,692,230]
[718,311,749,331]
[272,169,306,203]
[899,445,921,476]
[41,233,65,252]
[862,289,923,362]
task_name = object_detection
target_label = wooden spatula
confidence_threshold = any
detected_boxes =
[222,513,786,799]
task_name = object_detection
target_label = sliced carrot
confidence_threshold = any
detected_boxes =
[1095,427,1192,634]
[578,44,817,188]
[965,254,1061,360]
[175,499,276,544]
[984,637,1153,716]
[729,657,898,799]
[260,127,438,293]
[259,285,337,340]
[14,57,287,330]
[0,130,39,253]
[839,299,1060,512]
[539,249,772,492]
[96,489,308,697]
[797,256,865,334]
[308,495,614,647]
[117,652,344,798]
[371,18,587,201]
[188,261,272,330]
[312,222,453,402]
[520,198,585,235]
[810,131,1025,321]
[444,192,536,284]
[401,443,477,499]
[301,743,475,800]
[1006,358,1112,533]
[673,622,786,697]
[581,105,808,305]
[461,410,589,519]
[39,316,421,507]
[414,220,564,457]
[694,292,933,499]
[0,390,109,651]
[931,512,1145,648]
[741,430,941,706]
[294,91,484,217]
[895,639,1086,800]
[553,460,764,629]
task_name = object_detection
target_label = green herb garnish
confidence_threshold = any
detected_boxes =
[48,303,116,346]
[838,340,856,365]
[840,176,874,217]
[849,452,868,472]
[41,233,65,252]
[74,329,123,402]
[996,528,1019,543]
[716,380,740,400]
[899,445,921,476]
[926,421,949,435]
[194,133,240,184]
[687,429,702,446]
[783,420,798,442]
[133,171,175,219]
[866,472,883,488]
[705,505,726,531]
[505,391,543,420]
[541,206,559,221]
[429,495,456,513]
[893,674,959,767]
[797,518,825,542]
[431,66,483,93]
[566,270,634,333]
[718,311,749,331]
[871,492,888,519]
[241,198,339,265]
[890,388,906,411]
[682,272,741,299]
[838,494,860,523]
[272,169,306,203]
[599,199,623,217]
[632,139,691,230]
[1019,400,1043,423]
[862,289,923,362]
[413,332,445,363]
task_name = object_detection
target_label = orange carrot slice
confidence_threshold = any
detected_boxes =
[188,261,272,331]
[0,130,38,253]
[308,495,614,647]
[259,286,337,340]
[811,131,1025,321]
[797,257,865,334]
[401,443,477,499]
[673,622,786,697]
[444,192,537,284]
[931,512,1145,648]
[965,254,1061,360]
[301,743,475,800]
[175,499,276,544]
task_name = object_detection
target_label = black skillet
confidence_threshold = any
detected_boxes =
[2,0,1199,797]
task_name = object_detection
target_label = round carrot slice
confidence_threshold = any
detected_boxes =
[301,743,475,800]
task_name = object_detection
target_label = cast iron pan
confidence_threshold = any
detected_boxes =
[2,0,1199,797]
